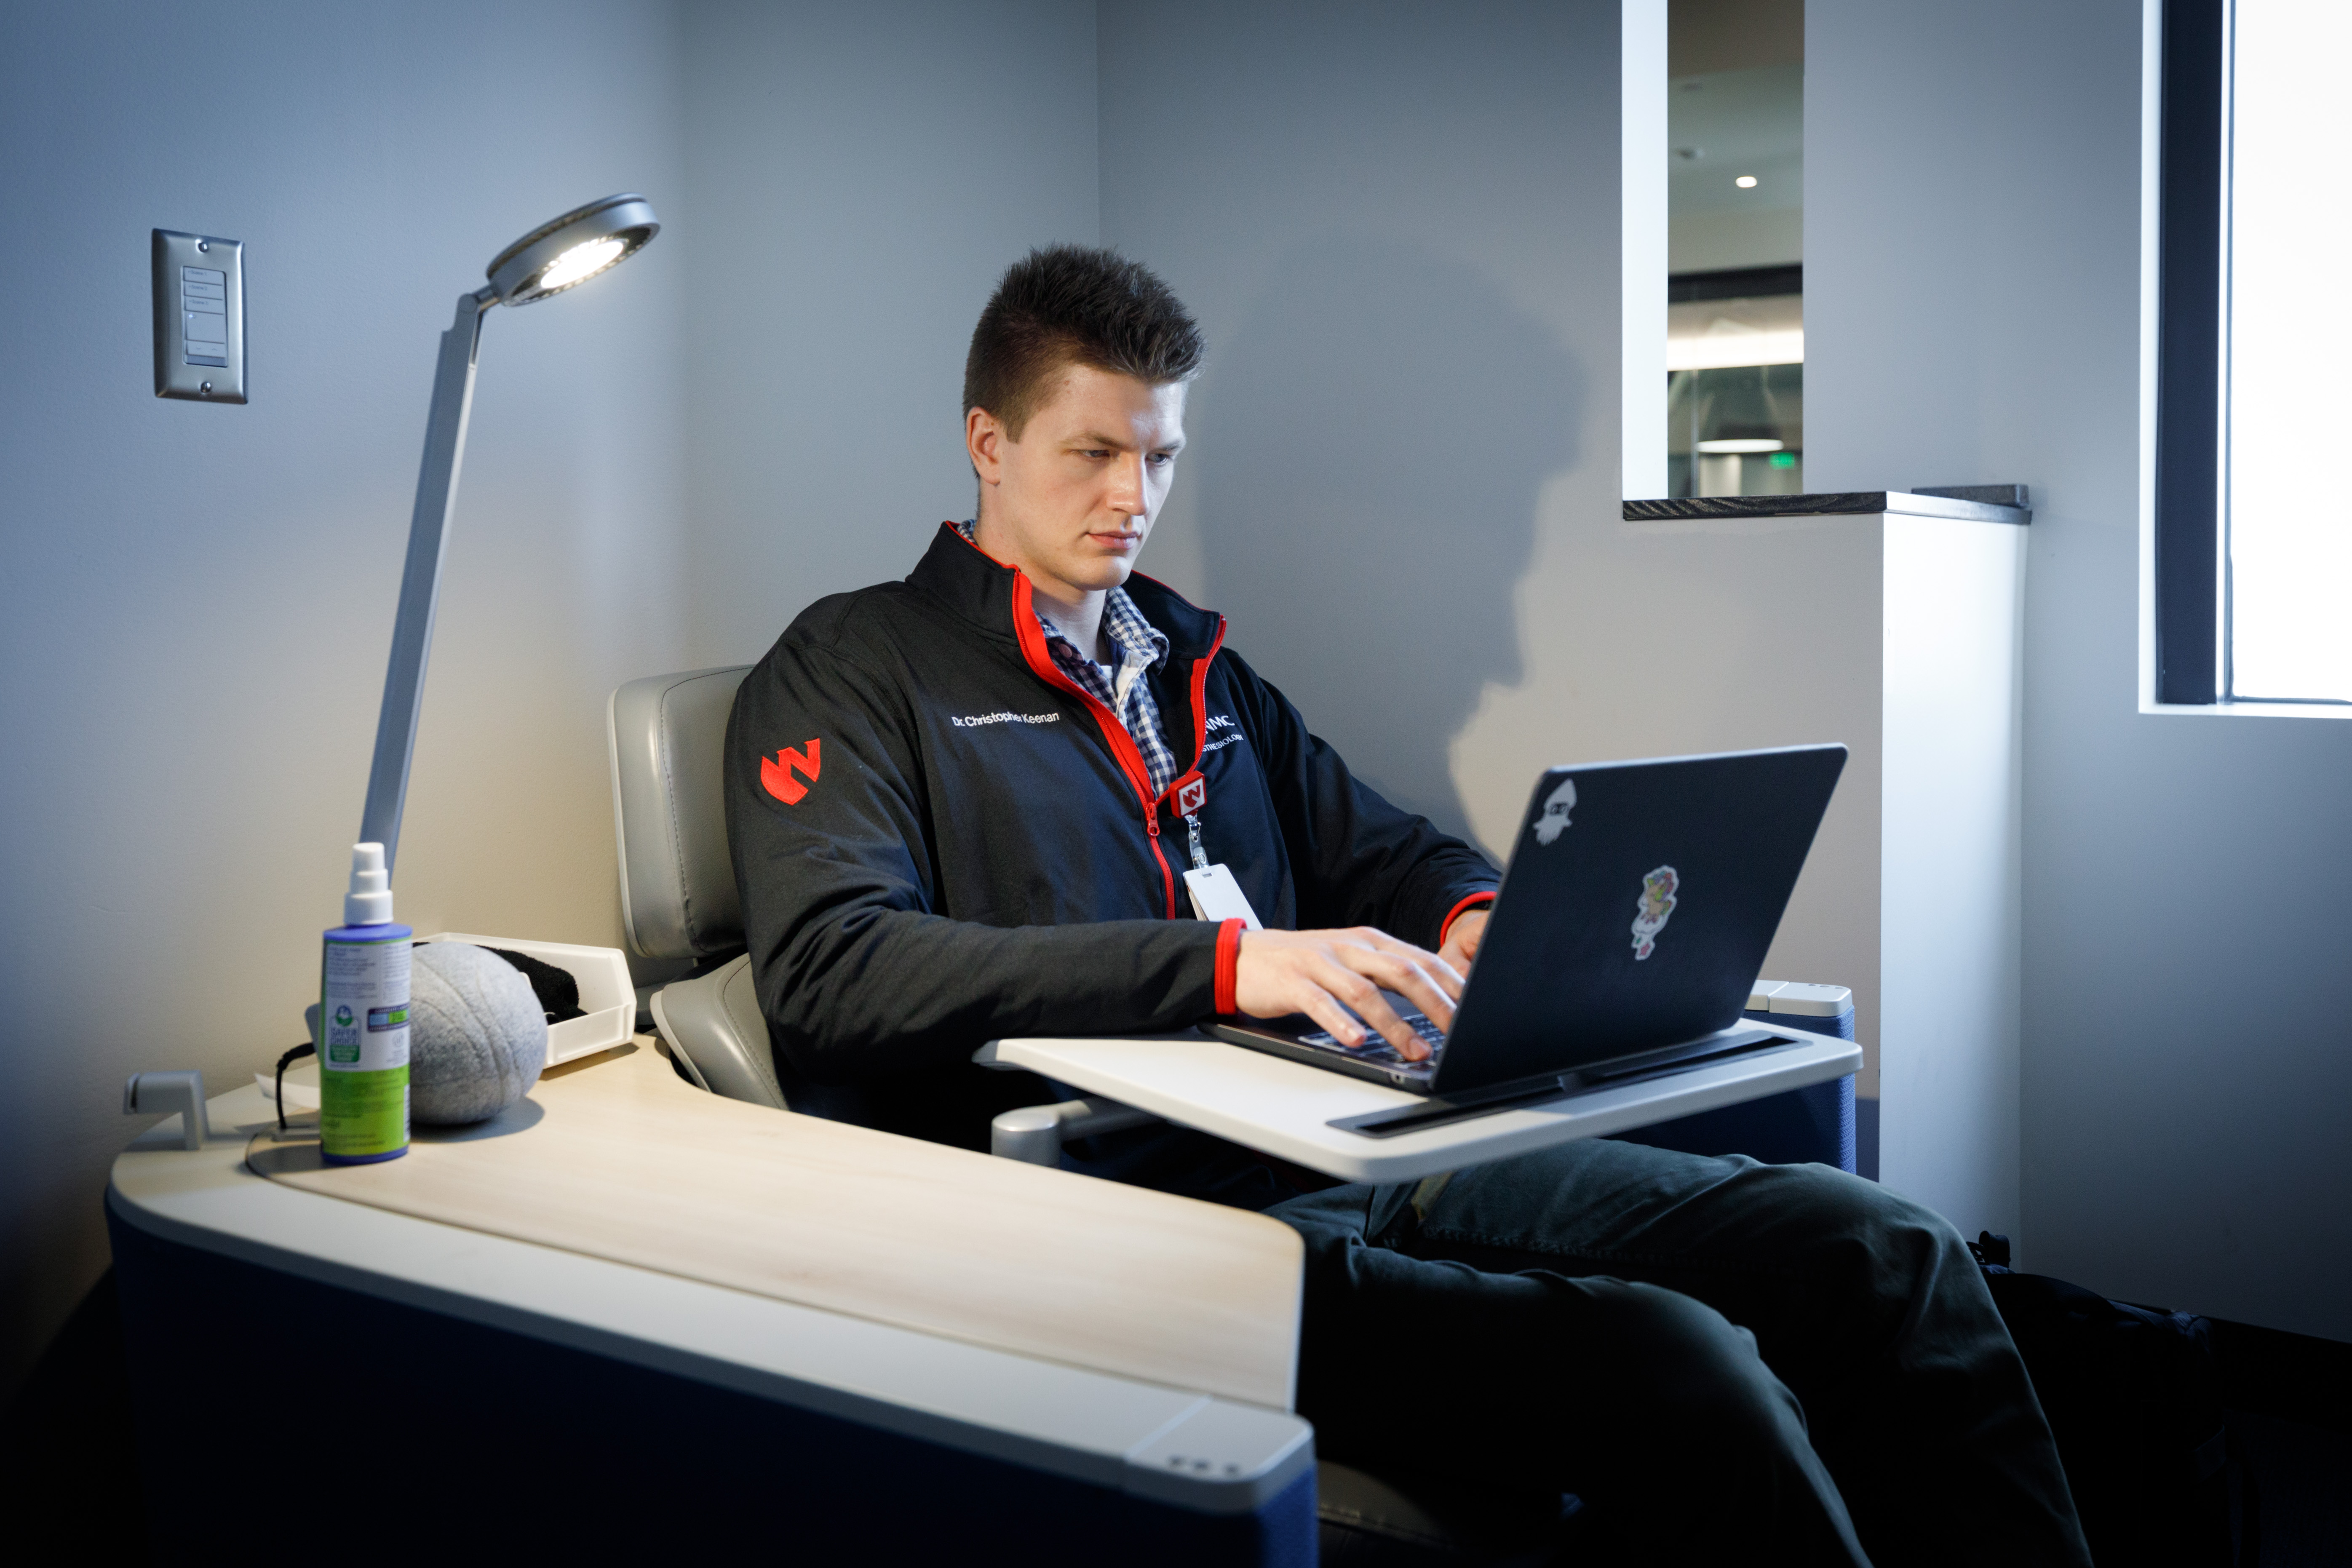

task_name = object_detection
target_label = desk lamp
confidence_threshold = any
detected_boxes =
[358,193,660,873]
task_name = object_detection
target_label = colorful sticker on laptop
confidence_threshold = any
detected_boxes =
[1532,777,1577,845]
[1631,865,1679,960]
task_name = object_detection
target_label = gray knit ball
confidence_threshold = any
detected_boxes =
[408,943,548,1125]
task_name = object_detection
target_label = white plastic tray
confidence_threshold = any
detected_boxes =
[417,933,636,1066]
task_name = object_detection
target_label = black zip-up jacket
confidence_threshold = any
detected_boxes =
[724,523,1499,1149]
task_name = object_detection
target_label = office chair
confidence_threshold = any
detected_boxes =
[607,666,782,1106]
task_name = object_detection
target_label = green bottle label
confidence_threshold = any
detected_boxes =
[321,932,411,1159]
[320,1065,410,1156]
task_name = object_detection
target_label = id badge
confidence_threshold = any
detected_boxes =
[1183,863,1264,930]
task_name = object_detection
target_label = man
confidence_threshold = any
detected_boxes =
[727,246,2090,1564]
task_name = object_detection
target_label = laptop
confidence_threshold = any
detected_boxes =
[1205,744,1846,1125]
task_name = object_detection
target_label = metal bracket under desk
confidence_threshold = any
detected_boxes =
[980,1028,1863,1185]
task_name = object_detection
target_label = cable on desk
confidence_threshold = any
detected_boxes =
[275,1043,315,1133]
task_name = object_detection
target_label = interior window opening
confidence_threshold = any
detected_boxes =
[1665,0,1804,499]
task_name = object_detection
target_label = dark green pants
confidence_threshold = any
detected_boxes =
[1268,1141,2093,1566]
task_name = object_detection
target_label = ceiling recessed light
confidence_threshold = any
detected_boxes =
[1735,175,1759,189]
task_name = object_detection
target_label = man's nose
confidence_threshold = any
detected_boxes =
[1106,453,1147,516]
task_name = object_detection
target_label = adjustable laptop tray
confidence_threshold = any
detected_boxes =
[981,1026,1861,1185]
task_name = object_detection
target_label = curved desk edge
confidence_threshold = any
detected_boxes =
[109,1082,1311,1513]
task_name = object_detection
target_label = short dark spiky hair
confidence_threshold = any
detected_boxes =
[963,246,1204,438]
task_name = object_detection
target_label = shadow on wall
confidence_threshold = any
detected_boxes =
[1195,243,1582,842]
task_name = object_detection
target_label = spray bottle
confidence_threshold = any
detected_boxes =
[319,843,412,1164]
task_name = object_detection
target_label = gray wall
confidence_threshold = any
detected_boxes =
[0,0,1101,1391]
[1810,0,2352,1337]
[1098,0,1645,861]
[0,0,690,1386]
[679,0,1100,659]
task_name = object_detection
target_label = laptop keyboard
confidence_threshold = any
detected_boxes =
[1301,1011,1446,1066]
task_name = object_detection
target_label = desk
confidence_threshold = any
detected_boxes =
[245,1039,1299,1407]
[107,1043,1316,1561]
[984,1027,1863,1183]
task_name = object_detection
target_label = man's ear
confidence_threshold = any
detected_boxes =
[966,406,1006,486]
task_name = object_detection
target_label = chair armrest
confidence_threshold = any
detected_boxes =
[649,954,785,1109]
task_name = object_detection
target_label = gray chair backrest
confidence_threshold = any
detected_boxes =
[607,666,753,959]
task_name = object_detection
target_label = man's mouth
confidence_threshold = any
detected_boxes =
[1088,532,1144,552]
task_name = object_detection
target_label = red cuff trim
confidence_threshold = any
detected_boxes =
[1438,891,1497,947]
[1213,918,1245,1014]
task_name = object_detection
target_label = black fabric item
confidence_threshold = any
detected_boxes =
[1970,1234,2261,1567]
[1273,1147,2093,1568]
[482,946,586,1025]
[725,524,1497,1143]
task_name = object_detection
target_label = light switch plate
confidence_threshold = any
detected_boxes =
[152,229,246,403]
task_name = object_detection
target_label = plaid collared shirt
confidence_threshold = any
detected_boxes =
[958,521,1181,797]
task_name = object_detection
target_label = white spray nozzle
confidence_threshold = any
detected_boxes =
[345,841,395,926]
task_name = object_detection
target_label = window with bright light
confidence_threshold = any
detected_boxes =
[2221,0,2352,702]
[2162,0,2351,706]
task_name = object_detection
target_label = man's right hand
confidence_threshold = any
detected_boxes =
[1232,927,1465,1060]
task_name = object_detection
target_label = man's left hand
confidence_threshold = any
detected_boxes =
[1437,909,1489,978]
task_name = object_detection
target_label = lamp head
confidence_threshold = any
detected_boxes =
[484,193,659,306]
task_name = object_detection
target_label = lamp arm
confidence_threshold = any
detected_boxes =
[358,286,497,873]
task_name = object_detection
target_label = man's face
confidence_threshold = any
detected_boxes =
[967,363,1187,602]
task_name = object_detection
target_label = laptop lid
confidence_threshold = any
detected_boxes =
[1428,743,1846,1094]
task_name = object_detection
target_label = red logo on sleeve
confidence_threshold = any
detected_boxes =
[760,740,823,804]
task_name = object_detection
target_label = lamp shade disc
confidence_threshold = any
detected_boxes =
[485,193,659,306]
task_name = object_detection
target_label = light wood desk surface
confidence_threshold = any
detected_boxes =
[248,1042,1302,1410]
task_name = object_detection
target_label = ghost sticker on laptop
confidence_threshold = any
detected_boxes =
[1630,865,1679,960]
[1532,778,1577,845]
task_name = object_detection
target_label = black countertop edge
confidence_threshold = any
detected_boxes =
[1624,492,2031,525]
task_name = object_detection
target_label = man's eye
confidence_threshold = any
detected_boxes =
[1148,452,1176,466]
